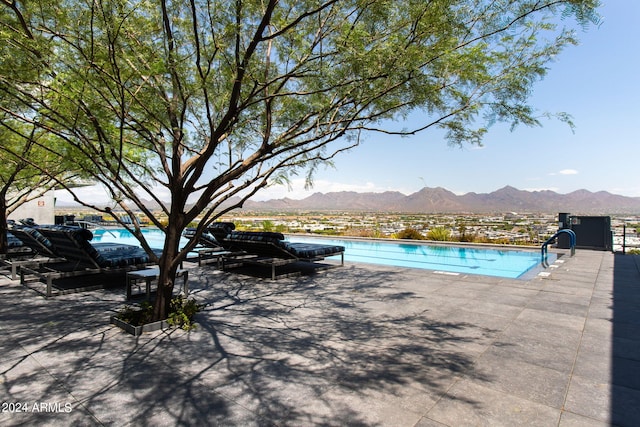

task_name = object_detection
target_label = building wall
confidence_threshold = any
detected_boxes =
[7,190,55,225]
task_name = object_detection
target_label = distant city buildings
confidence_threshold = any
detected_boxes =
[50,205,640,252]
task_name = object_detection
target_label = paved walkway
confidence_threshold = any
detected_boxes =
[1,250,639,426]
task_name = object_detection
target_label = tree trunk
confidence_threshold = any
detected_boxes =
[152,222,183,321]
[0,196,8,255]
[153,265,175,321]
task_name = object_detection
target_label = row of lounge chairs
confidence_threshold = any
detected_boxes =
[3,221,345,296]
[187,222,345,279]
[7,225,160,297]
[220,223,345,279]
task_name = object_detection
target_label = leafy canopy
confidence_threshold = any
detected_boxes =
[0,0,600,318]
[0,1,601,222]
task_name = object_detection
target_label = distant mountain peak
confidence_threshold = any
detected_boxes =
[231,186,640,214]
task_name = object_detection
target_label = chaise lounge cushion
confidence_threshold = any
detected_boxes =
[93,244,155,267]
[283,242,345,259]
[8,226,57,257]
[6,232,25,249]
[207,222,236,244]
[226,231,285,244]
[37,225,158,268]
[183,228,221,248]
[225,231,344,260]
[17,226,53,249]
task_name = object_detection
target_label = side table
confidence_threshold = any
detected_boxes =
[126,267,189,300]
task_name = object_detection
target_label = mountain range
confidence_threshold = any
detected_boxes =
[233,186,640,214]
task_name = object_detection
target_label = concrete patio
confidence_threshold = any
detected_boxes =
[1,249,639,426]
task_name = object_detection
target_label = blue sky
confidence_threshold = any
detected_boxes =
[57,2,639,205]
[257,1,640,200]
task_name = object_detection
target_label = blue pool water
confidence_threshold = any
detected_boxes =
[288,236,554,279]
[89,228,553,279]
[90,228,187,249]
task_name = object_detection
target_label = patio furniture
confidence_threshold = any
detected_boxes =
[183,227,220,249]
[1,231,33,257]
[126,267,189,300]
[219,230,345,280]
[10,226,58,257]
[20,225,161,297]
[0,232,31,279]
[1,226,66,280]
[183,227,230,266]
[206,222,236,245]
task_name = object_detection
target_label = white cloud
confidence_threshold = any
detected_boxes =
[559,169,578,175]
[549,169,578,176]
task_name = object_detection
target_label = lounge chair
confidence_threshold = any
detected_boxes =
[218,230,345,279]
[207,222,237,245]
[183,227,221,249]
[10,226,58,258]
[20,225,161,297]
[2,231,32,256]
[0,231,31,277]
[2,226,65,280]
[182,225,232,266]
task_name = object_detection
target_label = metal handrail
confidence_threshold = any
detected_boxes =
[73,220,119,238]
[541,229,576,265]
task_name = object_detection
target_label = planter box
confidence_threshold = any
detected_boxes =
[110,315,172,337]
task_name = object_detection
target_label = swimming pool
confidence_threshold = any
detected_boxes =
[89,228,553,279]
[288,236,554,279]
[90,228,188,249]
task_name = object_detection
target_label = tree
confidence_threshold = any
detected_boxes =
[0,1,83,254]
[0,0,600,321]
[0,125,85,255]
[0,123,64,254]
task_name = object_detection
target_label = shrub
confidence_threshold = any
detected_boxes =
[116,296,203,331]
[457,233,477,243]
[342,228,386,238]
[167,296,204,331]
[396,227,424,240]
[426,226,451,241]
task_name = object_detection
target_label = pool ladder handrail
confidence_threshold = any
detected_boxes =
[74,220,119,238]
[541,229,576,266]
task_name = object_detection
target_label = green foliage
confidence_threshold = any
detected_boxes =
[166,296,203,332]
[426,227,451,241]
[312,228,342,236]
[396,227,425,240]
[0,1,90,254]
[262,220,274,232]
[116,297,202,331]
[0,0,601,320]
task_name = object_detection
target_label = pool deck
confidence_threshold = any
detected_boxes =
[1,249,639,426]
